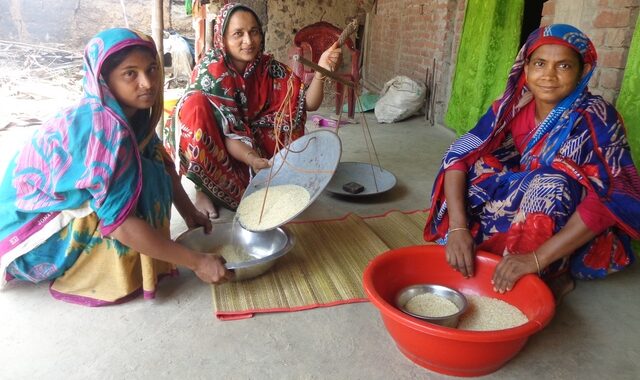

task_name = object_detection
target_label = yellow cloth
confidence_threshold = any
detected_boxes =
[50,213,175,305]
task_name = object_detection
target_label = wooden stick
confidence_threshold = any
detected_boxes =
[430,58,437,126]
[337,19,359,47]
[424,67,430,122]
[292,55,356,88]
[0,40,78,54]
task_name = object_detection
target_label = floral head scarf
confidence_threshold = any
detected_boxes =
[497,24,598,166]
[213,3,265,77]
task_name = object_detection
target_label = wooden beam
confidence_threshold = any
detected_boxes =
[152,0,164,67]
[292,55,355,88]
[152,0,164,137]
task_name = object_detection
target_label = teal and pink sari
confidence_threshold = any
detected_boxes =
[0,28,176,306]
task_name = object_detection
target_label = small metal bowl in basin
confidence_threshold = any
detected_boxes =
[395,284,468,328]
[175,222,294,281]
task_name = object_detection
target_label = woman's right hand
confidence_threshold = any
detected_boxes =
[317,41,342,73]
[445,229,476,278]
[193,253,234,284]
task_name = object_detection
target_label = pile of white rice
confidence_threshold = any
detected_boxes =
[213,245,253,264]
[237,184,310,231]
[457,294,529,331]
[405,293,459,317]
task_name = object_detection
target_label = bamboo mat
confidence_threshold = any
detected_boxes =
[213,210,429,320]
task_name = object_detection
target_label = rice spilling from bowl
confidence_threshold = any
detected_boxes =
[405,293,459,317]
[237,184,310,231]
[457,295,528,331]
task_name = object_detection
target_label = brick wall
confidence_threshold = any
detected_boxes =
[541,0,640,103]
[363,0,465,124]
[364,0,638,123]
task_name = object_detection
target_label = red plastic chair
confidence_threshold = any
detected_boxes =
[289,21,360,119]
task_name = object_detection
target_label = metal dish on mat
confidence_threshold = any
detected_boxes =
[175,222,295,281]
[325,161,396,197]
[238,129,342,231]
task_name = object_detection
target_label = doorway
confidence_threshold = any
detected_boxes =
[520,0,547,47]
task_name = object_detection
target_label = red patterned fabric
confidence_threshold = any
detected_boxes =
[164,3,306,209]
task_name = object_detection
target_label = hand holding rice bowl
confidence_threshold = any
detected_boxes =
[175,222,294,281]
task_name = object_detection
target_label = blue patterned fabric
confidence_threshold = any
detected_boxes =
[425,24,640,278]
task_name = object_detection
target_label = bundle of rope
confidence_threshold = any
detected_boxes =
[254,17,386,221]
[337,19,359,47]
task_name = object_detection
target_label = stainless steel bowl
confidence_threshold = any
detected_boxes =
[175,222,295,281]
[395,284,468,328]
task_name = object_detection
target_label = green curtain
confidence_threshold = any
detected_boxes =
[617,16,640,169]
[445,0,524,135]
[616,15,640,252]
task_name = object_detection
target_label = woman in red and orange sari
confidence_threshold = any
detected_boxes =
[164,3,341,218]
[425,24,640,302]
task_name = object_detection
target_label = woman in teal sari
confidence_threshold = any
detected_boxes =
[0,28,233,306]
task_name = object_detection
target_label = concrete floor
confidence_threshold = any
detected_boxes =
[1,109,639,379]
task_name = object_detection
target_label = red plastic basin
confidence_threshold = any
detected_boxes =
[363,245,555,377]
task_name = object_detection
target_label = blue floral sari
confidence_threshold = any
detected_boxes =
[0,28,176,305]
[425,24,640,279]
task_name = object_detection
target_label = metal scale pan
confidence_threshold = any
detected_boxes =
[294,48,395,198]
[239,129,342,231]
[325,161,396,197]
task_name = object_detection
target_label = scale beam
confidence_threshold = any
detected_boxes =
[292,55,356,88]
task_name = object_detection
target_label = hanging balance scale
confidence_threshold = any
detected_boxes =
[292,19,396,198]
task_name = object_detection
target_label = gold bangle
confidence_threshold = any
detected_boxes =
[532,251,541,276]
[448,227,469,234]
[314,73,326,81]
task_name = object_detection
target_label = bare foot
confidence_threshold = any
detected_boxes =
[195,190,218,219]
[545,272,576,306]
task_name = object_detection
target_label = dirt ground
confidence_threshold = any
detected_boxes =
[0,41,83,132]
[0,0,195,132]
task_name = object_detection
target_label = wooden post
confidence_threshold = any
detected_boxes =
[152,0,164,137]
[194,2,207,63]
[205,10,214,52]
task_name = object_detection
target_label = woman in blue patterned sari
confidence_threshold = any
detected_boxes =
[425,24,640,302]
[0,28,233,306]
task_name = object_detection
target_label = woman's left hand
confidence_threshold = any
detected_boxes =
[317,41,342,73]
[247,153,271,173]
[185,209,213,233]
[492,252,539,293]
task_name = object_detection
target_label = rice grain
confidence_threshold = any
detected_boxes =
[237,184,310,231]
[457,294,528,331]
[405,293,459,317]
[212,245,253,263]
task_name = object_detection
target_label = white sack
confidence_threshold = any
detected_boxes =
[374,75,426,123]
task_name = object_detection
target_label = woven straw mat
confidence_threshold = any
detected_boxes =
[212,210,429,320]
